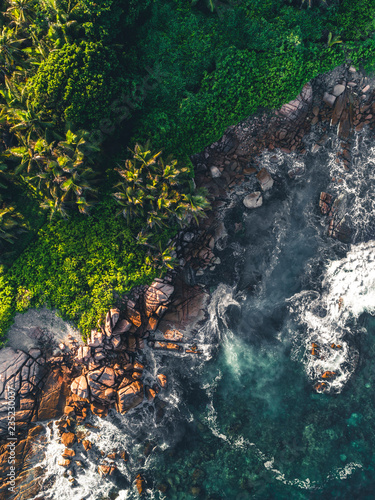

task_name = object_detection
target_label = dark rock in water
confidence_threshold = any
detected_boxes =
[224,303,242,329]
[116,380,143,414]
[256,168,274,191]
[338,108,351,139]
[328,217,352,243]
[243,192,263,209]
[331,91,347,126]
[319,192,334,215]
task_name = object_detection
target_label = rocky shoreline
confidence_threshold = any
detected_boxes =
[1,62,375,498]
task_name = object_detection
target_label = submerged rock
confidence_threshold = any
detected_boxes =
[243,191,263,209]
[256,168,274,191]
[319,192,334,215]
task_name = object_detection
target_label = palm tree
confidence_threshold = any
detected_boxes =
[6,0,35,29]
[113,142,210,255]
[0,200,26,258]
[0,27,26,75]
[39,0,80,48]
[30,130,99,218]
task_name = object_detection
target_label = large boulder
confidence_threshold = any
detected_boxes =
[87,329,104,348]
[70,375,89,400]
[117,381,143,414]
[87,368,116,403]
[113,319,132,335]
[35,368,69,421]
[144,279,174,317]
[61,432,76,447]
[88,367,116,387]
[243,192,262,209]
[126,304,142,328]
[104,308,120,338]
[256,168,273,191]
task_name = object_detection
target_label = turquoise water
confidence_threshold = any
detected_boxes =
[148,317,375,499]
[37,131,375,500]
[144,133,375,499]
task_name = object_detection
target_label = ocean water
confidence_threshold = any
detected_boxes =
[36,129,375,499]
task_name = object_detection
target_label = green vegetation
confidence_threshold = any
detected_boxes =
[1,0,375,342]
[113,142,209,255]
[0,198,161,340]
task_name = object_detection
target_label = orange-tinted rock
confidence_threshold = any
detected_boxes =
[58,457,71,467]
[314,382,327,392]
[64,405,75,416]
[145,386,156,401]
[135,473,145,495]
[127,306,142,328]
[322,371,336,379]
[117,381,143,414]
[146,316,159,332]
[157,374,167,389]
[107,452,117,460]
[36,369,70,421]
[90,401,108,418]
[119,376,133,389]
[163,329,183,341]
[98,464,117,476]
[311,342,318,348]
[82,439,92,451]
[62,448,76,458]
[71,375,89,400]
[119,450,129,461]
[61,432,76,447]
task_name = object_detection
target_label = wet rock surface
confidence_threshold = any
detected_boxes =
[2,63,375,497]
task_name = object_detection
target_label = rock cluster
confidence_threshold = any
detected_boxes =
[65,278,175,419]
[3,62,375,497]
[319,192,351,243]
[0,347,49,437]
[0,278,176,496]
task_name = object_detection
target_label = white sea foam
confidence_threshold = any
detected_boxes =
[288,240,375,392]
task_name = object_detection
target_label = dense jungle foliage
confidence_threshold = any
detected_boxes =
[1,0,375,342]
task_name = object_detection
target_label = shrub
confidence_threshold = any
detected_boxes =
[4,197,161,339]
[27,40,127,130]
